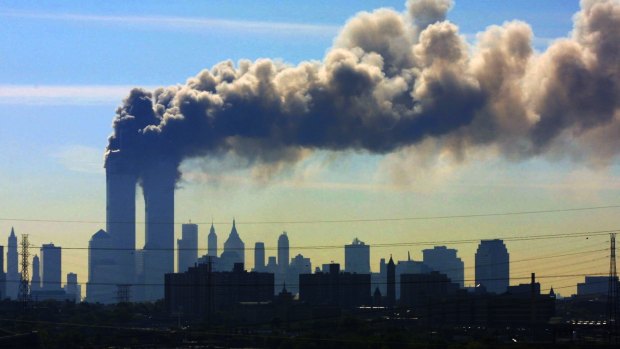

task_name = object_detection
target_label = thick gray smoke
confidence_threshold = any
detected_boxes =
[107,0,620,178]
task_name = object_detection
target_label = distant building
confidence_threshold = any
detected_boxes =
[177,223,198,273]
[254,242,265,272]
[221,220,244,271]
[299,263,371,308]
[577,276,618,297]
[422,246,464,287]
[165,262,274,318]
[395,252,432,299]
[386,256,395,306]
[265,256,278,273]
[400,271,460,309]
[31,255,41,292]
[287,254,312,294]
[40,243,62,291]
[278,232,289,272]
[344,238,370,274]
[7,228,19,299]
[475,239,509,294]
[0,245,5,299]
[86,229,116,304]
[64,273,81,302]
[207,223,217,257]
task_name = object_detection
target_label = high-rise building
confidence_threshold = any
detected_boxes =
[344,238,370,274]
[277,232,289,272]
[142,160,176,301]
[177,223,198,273]
[221,220,245,271]
[40,243,62,291]
[387,256,395,306]
[422,246,465,287]
[64,273,81,302]
[86,229,116,304]
[475,239,509,294]
[208,223,217,257]
[31,254,41,292]
[254,242,265,271]
[0,245,5,299]
[7,227,19,299]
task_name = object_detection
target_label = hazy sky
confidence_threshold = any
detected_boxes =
[0,0,616,296]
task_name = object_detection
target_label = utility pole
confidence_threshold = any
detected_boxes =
[608,233,618,343]
[18,234,31,307]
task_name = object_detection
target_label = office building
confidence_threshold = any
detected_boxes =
[299,263,371,308]
[386,256,395,306]
[278,232,289,272]
[208,223,217,257]
[7,228,19,299]
[0,245,5,299]
[254,242,265,271]
[177,223,198,273]
[344,238,370,274]
[577,276,618,297]
[41,243,62,291]
[423,246,465,287]
[86,229,116,304]
[220,220,245,271]
[64,273,81,302]
[475,239,509,294]
[31,254,41,292]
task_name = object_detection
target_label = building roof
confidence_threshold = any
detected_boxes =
[91,229,110,240]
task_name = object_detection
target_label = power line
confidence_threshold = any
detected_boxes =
[1,204,620,225]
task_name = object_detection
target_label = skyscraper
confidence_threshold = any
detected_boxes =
[64,273,81,302]
[475,239,509,294]
[208,223,218,257]
[387,256,395,306]
[0,245,5,299]
[7,227,19,299]
[277,232,289,272]
[86,229,116,304]
[221,220,245,271]
[422,246,465,287]
[177,223,198,273]
[40,243,62,291]
[254,242,265,272]
[31,254,41,292]
[344,238,370,274]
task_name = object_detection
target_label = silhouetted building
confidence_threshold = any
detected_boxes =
[165,262,274,318]
[142,159,176,301]
[395,252,432,299]
[265,256,278,273]
[208,223,217,257]
[220,220,244,271]
[254,242,265,272]
[475,239,509,294]
[41,243,61,291]
[278,232,289,272]
[299,263,370,308]
[31,254,41,292]
[423,246,464,287]
[86,229,116,304]
[64,273,81,302]
[345,238,370,274]
[0,245,5,299]
[7,227,19,299]
[177,223,198,273]
[287,253,312,294]
[577,275,617,297]
[387,256,395,306]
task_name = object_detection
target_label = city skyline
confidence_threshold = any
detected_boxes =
[0,0,617,299]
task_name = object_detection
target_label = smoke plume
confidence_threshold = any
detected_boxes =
[107,0,620,179]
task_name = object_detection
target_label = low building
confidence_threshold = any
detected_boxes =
[299,263,370,308]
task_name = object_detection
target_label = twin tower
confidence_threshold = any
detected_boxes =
[96,150,176,302]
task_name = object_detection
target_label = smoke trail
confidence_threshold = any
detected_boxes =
[106,0,620,179]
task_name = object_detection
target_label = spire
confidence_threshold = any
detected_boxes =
[388,254,394,265]
[9,227,15,237]
[230,218,238,236]
[209,220,215,235]
[408,251,411,261]
[549,287,555,297]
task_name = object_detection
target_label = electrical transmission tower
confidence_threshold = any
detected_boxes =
[608,233,619,343]
[18,234,31,306]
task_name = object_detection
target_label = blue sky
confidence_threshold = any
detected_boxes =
[1,0,613,294]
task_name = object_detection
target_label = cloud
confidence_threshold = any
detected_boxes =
[0,10,340,37]
[0,85,156,105]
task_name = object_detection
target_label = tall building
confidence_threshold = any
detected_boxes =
[142,160,176,301]
[6,227,19,299]
[104,150,137,293]
[344,238,370,274]
[31,254,41,292]
[86,229,116,304]
[475,239,509,294]
[386,256,395,306]
[254,242,265,271]
[221,220,245,271]
[64,273,81,302]
[422,246,465,287]
[0,245,5,299]
[177,223,198,273]
[40,243,62,291]
[277,232,289,272]
[208,223,217,257]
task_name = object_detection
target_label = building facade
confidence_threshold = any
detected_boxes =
[344,238,370,274]
[177,223,198,273]
[475,239,509,294]
[422,246,465,287]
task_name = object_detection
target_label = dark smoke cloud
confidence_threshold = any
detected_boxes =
[107,0,620,179]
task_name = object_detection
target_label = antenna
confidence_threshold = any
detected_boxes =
[18,234,31,307]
